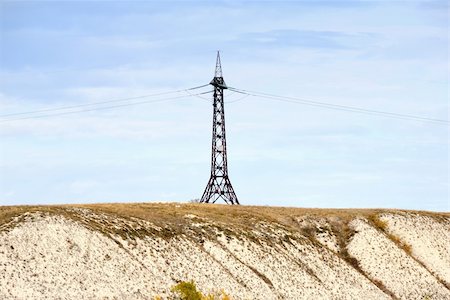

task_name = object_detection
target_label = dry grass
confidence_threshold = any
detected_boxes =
[367,214,412,256]
[390,234,412,255]
[368,215,388,231]
[73,203,448,229]
[0,202,447,242]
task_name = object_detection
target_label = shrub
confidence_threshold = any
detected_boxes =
[171,281,203,300]
[170,281,231,300]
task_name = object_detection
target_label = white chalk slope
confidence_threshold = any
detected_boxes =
[0,205,448,299]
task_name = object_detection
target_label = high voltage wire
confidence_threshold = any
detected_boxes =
[225,93,250,104]
[0,84,210,119]
[0,90,212,123]
[185,88,212,103]
[2,83,447,126]
[228,87,449,125]
[0,86,245,123]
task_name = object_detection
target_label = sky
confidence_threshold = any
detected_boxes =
[0,0,448,211]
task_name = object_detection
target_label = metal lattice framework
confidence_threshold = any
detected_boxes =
[200,52,239,205]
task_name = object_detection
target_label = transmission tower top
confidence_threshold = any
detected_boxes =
[210,51,227,89]
[214,51,223,77]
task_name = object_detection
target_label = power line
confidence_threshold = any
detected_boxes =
[228,87,449,125]
[184,88,212,103]
[225,93,250,104]
[0,91,212,123]
[0,84,210,119]
[3,83,447,125]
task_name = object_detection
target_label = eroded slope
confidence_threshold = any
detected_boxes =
[0,203,448,299]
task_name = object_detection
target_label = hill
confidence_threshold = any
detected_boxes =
[0,203,449,299]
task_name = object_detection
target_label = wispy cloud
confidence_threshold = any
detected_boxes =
[238,29,376,50]
[418,0,449,10]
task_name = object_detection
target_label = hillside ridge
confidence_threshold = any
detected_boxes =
[0,203,449,299]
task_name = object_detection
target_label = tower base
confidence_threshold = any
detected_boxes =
[200,176,239,205]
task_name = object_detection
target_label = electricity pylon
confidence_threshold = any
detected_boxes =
[200,52,239,204]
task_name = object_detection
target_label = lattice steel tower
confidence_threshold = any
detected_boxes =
[200,52,239,204]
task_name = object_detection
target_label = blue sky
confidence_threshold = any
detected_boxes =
[0,0,448,211]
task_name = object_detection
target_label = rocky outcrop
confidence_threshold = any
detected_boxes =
[0,204,448,299]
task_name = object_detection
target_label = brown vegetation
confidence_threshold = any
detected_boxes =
[1,203,447,242]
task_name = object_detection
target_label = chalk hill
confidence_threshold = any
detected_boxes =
[0,203,449,299]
